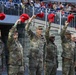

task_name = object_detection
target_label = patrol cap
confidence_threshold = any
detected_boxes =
[20,13,30,23]
[36,12,44,18]
[36,26,43,30]
[0,13,6,20]
[65,31,71,35]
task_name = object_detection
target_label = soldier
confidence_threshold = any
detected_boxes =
[0,30,4,75]
[61,21,75,75]
[45,21,58,75]
[25,15,45,75]
[74,40,76,72]
[72,34,76,71]
[7,19,24,75]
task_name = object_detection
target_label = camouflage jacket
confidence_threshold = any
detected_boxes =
[61,25,75,59]
[45,23,58,64]
[25,22,45,60]
[45,42,57,63]
[74,43,76,62]
[7,25,23,66]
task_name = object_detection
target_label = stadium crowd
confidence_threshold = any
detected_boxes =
[0,0,76,13]
[0,0,76,28]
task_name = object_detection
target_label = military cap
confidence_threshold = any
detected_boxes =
[20,13,30,23]
[36,12,44,18]
[0,13,6,20]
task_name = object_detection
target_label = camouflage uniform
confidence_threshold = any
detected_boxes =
[0,39,4,75]
[45,23,58,75]
[7,24,24,75]
[74,42,76,62]
[74,42,76,71]
[61,25,75,75]
[25,22,45,75]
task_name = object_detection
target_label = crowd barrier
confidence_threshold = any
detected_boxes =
[0,1,76,32]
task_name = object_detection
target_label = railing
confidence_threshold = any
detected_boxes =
[0,1,76,32]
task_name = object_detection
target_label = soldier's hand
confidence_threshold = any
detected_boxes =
[16,19,21,24]
[28,15,36,23]
[65,21,69,26]
[32,15,36,19]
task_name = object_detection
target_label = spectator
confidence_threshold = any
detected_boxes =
[5,0,14,9]
[40,2,46,8]
[34,0,41,8]
[20,0,26,9]
[29,0,34,6]
[64,4,72,12]
[59,2,64,8]
[48,2,53,8]
[5,0,15,15]
[56,2,64,10]
[53,3,57,10]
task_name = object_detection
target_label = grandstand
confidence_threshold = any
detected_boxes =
[0,0,76,75]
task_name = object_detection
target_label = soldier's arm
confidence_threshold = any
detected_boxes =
[74,44,76,66]
[45,21,51,44]
[60,21,69,39]
[25,15,36,39]
[8,19,20,42]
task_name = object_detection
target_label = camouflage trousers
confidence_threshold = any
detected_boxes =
[29,50,43,75]
[45,61,57,75]
[62,58,75,75]
[29,58,43,75]
[8,65,24,75]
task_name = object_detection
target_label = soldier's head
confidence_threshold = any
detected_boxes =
[49,34,55,42]
[65,31,71,39]
[36,26,43,36]
[13,30,18,40]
